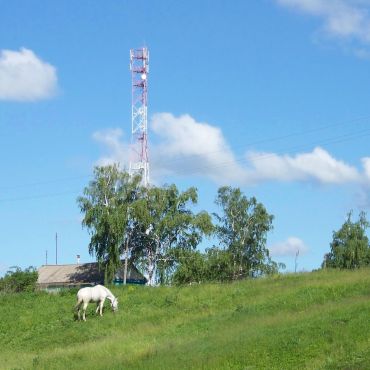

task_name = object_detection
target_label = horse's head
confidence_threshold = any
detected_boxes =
[111,297,118,312]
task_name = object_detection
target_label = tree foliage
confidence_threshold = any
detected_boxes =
[77,166,213,285]
[131,184,213,285]
[77,167,283,285]
[213,186,277,279]
[174,187,280,285]
[172,247,234,285]
[77,165,141,281]
[0,266,38,293]
[323,211,370,269]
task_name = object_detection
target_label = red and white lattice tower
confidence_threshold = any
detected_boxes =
[129,47,149,187]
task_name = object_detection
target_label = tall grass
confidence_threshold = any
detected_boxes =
[1,269,370,369]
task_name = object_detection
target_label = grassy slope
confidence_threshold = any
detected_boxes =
[1,269,370,370]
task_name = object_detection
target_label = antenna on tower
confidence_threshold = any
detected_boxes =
[129,47,150,187]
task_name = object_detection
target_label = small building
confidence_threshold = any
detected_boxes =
[37,260,147,291]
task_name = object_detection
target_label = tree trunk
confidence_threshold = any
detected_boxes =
[147,250,156,286]
[123,237,129,285]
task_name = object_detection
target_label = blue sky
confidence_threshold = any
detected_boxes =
[1,0,370,275]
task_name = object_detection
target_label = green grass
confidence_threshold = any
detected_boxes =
[1,269,370,369]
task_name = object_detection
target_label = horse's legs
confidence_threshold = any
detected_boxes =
[97,298,106,316]
[75,299,82,320]
[95,302,100,315]
[99,301,104,316]
[82,302,88,321]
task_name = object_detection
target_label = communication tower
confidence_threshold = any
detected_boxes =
[129,47,149,187]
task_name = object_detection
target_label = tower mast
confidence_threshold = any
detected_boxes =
[129,47,149,187]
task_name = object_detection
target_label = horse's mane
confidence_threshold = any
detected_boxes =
[97,284,115,298]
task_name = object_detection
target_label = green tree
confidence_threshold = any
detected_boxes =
[323,211,370,269]
[133,184,213,285]
[213,186,277,279]
[173,247,243,285]
[171,250,208,285]
[77,165,141,282]
[0,266,38,293]
[203,247,234,282]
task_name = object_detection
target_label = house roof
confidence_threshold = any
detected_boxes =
[37,261,146,286]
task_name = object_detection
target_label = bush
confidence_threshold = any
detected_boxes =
[323,211,370,269]
[172,248,234,285]
[172,246,283,285]
[0,266,38,293]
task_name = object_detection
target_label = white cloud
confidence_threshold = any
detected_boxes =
[93,113,370,187]
[245,147,361,184]
[269,237,309,257]
[92,128,129,168]
[362,157,370,180]
[276,0,370,55]
[150,113,246,183]
[92,114,246,184]
[0,48,58,101]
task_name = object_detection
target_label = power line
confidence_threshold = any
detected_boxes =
[0,174,92,191]
[151,115,370,167]
[1,116,370,202]
[2,115,370,191]
[0,190,80,203]
[162,127,370,177]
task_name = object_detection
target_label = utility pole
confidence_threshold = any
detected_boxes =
[55,232,58,265]
[46,250,48,265]
[295,249,299,273]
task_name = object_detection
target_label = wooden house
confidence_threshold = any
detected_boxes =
[37,260,146,291]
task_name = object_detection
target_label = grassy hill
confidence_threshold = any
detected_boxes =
[1,269,370,369]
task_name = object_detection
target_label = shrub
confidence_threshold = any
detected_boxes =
[0,266,38,293]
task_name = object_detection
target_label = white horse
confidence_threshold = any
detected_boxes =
[75,284,118,321]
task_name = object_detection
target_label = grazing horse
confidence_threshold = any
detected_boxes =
[75,285,118,321]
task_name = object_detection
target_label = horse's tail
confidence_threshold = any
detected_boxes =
[75,297,83,310]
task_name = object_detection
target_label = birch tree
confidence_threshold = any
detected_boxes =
[213,186,276,278]
[323,211,370,269]
[132,184,213,285]
[77,165,141,281]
